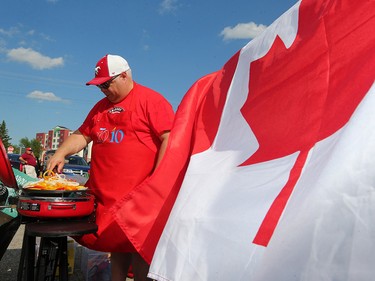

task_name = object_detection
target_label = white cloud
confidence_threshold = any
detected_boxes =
[7,47,64,70]
[27,30,35,36]
[39,33,54,42]
[0,26,20,37]
[27,90,70,104]
[159,0,178,14]
[220,22,267,40]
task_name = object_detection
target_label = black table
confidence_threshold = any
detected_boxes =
[18,220,98,281]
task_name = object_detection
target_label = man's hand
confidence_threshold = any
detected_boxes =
[46,153,66,174]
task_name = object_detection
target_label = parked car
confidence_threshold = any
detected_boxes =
[7,153,22,171]
[62,155,90,178]
[42,151,90,180]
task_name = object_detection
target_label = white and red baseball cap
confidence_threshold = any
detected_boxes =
[86,54,130,86]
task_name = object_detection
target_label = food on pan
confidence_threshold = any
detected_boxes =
[23,170,87,191]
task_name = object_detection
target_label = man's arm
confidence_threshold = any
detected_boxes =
[19,156,27,165]
[154,131,170,169]
[47,130,91,173]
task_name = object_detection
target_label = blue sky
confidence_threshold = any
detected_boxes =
[0,0,297,145]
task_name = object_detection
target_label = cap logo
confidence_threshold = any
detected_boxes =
[95,66,101,76]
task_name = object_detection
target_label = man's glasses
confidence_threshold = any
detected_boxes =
[97,74,121,90]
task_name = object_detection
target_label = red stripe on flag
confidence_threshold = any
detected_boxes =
[253,150,309,246]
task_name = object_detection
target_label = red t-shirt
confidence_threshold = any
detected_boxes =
[20,153,37,167]
[77,82,174,252]
[79,81,174,203]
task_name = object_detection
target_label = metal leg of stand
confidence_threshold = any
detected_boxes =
[26,236,36,281]
[17,231,36,281]
[58,237,68,281]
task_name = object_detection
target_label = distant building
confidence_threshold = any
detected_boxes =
[36,126,72,151]
[35,133,48,149]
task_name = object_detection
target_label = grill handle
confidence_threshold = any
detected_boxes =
[48,203,76,210]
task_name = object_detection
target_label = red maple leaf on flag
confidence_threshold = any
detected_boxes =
[239,0,375,246]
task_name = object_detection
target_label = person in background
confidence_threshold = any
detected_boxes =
[19,148,37,178]
[35,158,43,178]
[47,54,175,281]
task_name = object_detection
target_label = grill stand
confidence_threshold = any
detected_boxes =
[17,219,97,281]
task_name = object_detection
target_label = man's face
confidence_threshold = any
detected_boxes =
[99,73,129,103]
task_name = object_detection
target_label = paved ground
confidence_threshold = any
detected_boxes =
[0,224,134,281]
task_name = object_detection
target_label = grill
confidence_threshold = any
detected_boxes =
[17,190,95,218]
[0,140,95,219]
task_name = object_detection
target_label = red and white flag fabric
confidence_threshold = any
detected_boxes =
[144,0,375,280]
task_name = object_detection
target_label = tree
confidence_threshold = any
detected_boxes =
[19,137,30,155]
[0,120,12,148]
[30,139,42,158]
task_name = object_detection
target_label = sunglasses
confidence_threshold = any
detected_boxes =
[97,74,121,90]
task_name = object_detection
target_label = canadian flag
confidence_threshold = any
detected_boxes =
[113,0,375,280]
